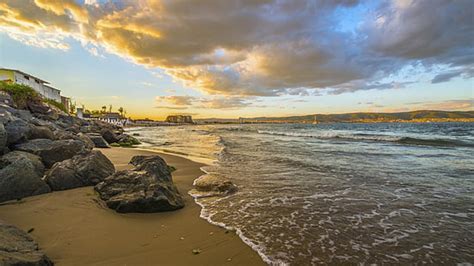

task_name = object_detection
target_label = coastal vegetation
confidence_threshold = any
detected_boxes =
[0,81,40,109]
[0,81,68,113]
[42,98,68,113]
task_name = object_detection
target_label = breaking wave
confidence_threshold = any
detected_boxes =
[257,130,474,147]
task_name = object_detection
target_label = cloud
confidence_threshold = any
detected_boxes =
[155,95,254,109]
[156,95,195,106]
[431,71,463,84]
[141,81,154,87]
[0,0,472,97]
[328,80,413,95]
[365,0,474,77]
[408,99,474,111]
[4,31,71,50]
[199,97,252,109]
[154,106,188,110]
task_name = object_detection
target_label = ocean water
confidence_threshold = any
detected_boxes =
[127,123,474,265]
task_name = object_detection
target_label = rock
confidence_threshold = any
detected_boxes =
[29,102,60,121]
[130,155,172,181]
[0,123,6,155]
[29,125,55,140]
[56,114,83,129]
[14,139,88,167]
[0,220,53,265]
[101,129,119,144]
[26,101,50,115]
[95,155,184,213]
[77,133,95,150]
[189,174,238,198]
[0,151,50,203]
[87,133,110,148]
[44,150,115,191]
[117,134,141,146]
[5,119,31,145]
[0,104,16,124]
[0,104,36,124]
[53,130,75,140]
[14,110,33,122]
[54,131,95,150]
[30,118,56,129]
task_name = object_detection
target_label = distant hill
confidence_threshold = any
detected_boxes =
[197,110,474,124]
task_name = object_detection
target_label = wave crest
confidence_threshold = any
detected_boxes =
[257,130,473,147]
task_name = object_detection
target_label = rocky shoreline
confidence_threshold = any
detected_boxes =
[0,94,185,264]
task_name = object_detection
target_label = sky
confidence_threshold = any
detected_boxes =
[0,0,472,120]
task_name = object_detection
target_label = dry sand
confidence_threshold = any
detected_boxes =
[0,147,264,265]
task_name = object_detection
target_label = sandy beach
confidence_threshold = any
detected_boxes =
[0,147,264,265]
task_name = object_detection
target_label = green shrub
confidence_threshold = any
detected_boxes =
[110,142,138,148]
[0,81,41,109]
[43,98,68,113]
[118,142,134,147]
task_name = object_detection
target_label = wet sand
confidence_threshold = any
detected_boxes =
[0,147,264,265]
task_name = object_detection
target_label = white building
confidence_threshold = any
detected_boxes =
[0,68,62,102]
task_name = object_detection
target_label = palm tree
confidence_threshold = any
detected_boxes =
[70,101,76,114]
[101,106,107,113]
[118,107,124,117]
[108,105,112,113]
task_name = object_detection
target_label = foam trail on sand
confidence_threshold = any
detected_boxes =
[189,180,288,266]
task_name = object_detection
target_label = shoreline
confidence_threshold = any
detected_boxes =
[0,147,264,265]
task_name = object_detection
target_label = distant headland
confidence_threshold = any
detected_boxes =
[196,110,474,124]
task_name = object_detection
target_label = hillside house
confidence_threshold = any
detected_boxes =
[0,68,63,103]
[77,109,129,126]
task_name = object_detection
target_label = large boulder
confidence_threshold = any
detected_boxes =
[87,133,110,148]
[29,125,55,140]
[95,155,184,213]
[53,129,75,140]
[130,155,172,181]
[0,104,33,124]
[14,139,89,167]
[5,119,31,145]
[0,151,50,203]
[0,220,53,266]
[27,101,61,122]
[77,133,95,150]
[54,131,95,150]
[0,104,16,124]
[117,134,141,146]
[26,100,50,115]
[44,150,115,191]
[30,118,57,130]
[101,129,119,144]
[56,114,83,130]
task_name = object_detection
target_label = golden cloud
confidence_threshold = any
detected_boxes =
[34,0,89,23]
[155,95,254,109]
[0,0,472,97]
